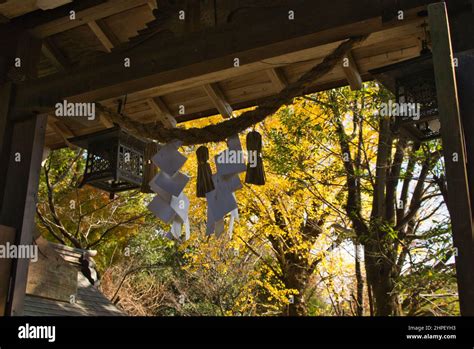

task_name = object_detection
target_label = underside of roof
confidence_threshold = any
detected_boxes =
[1,0,473,150]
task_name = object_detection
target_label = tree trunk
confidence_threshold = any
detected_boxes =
[284,266,308,316]
[364,239,399,316]
[354,243,364,316]
[288,293,308,316]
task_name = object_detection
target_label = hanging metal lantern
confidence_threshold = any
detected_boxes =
[69,127,147,193]
[370,53,441,142]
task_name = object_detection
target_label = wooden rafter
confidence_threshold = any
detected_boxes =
[30,0,150,38]
[14,3,432,117]
[147,97,177,128]
[93,36,368,145]
[99,112,114,128]
[41,38,69,72]
[147,0,157,10]
[266,68,288,92]
[87,20,120,53]
[49,118,77,148]
[203,83,233,118]
[342,51,363,90]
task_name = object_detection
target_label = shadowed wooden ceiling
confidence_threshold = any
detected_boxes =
[2,0,447,150]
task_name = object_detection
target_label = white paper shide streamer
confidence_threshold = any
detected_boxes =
[147,135,247,241]
[147,141,190,241]
[206,135,245,237]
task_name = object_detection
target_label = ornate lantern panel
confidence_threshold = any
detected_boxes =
[370,54,441,142]
[69,127,146,193]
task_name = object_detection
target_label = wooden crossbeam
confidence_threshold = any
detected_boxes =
[203,83,233,118]
[266,68,288,92]
[342,51,363,90]
[41,38,69,72]
[147,97,177,128]
[99,112,114,128]
[87,20,120,53]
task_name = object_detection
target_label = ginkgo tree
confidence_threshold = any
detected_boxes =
[37,83,455,317]
[175,105,357,316]
[292,84,452,316]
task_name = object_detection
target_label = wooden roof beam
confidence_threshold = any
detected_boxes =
[49,118,77,148]
[41,38,69,72]
[36,0,73,10]
[87,20,120,53]
[99,112,114,128]
[266,68,288,92]
[203,83,233,118]
[342,51,363,90]
[30,0,150,38]
[147,0,157,10]
[12,2,439,116]
[147,97,177,128]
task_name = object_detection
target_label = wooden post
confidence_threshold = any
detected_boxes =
[456,52,474,218]
[0,81,13,317]
[0,225,15,316]
[429,2,474,316]
[0,83,12,212]
[0,114,47,316]
[0,30,45,316]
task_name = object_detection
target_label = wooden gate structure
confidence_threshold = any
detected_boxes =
[0,0,473,316]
